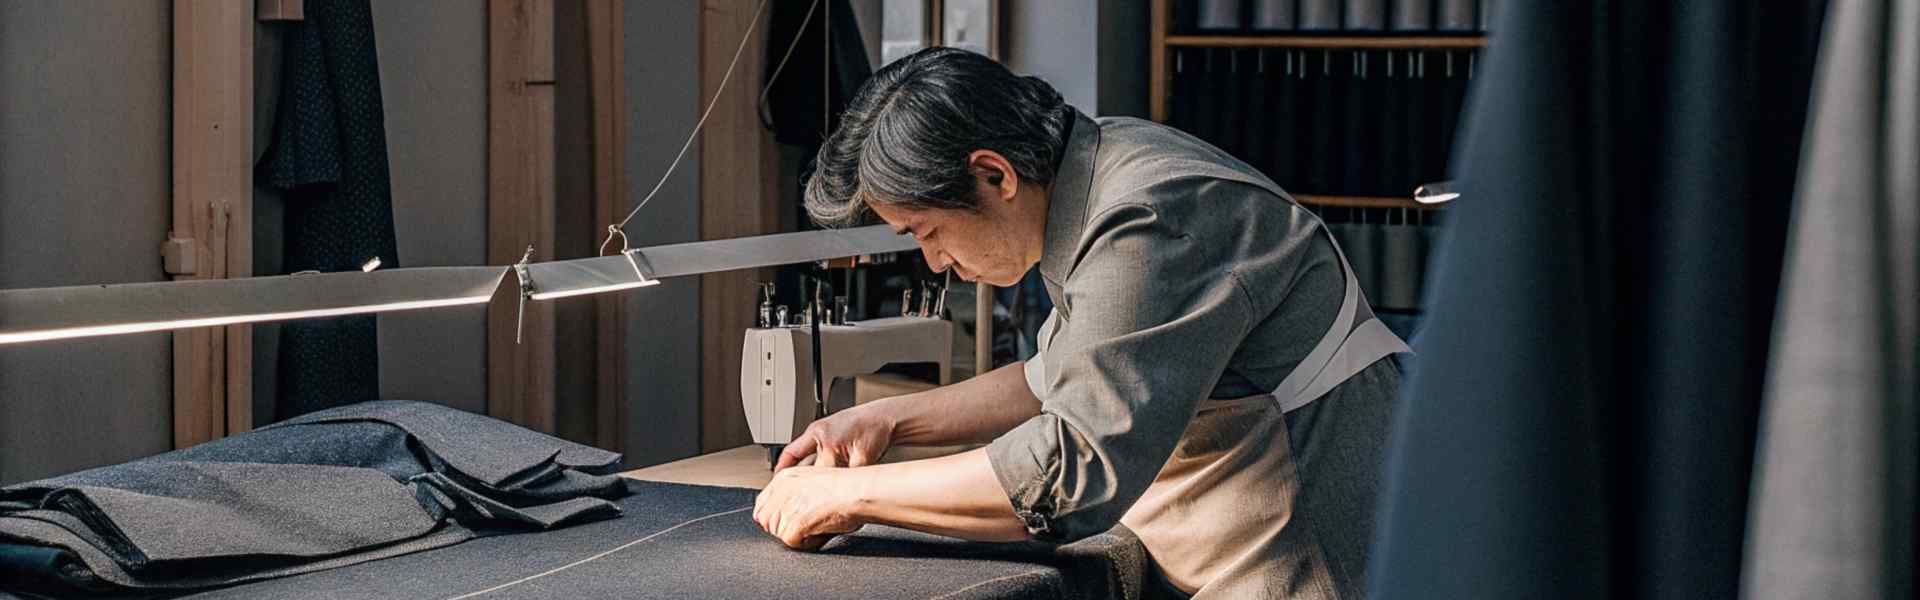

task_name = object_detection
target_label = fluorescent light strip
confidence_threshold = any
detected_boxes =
[0,294,492,346]
[526,279,661,301]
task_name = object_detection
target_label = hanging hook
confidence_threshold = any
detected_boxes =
[513,244,535,344]
[598,224,630,257]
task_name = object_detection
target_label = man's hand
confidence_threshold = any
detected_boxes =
[753,466,867,550]
[774,402,898,471]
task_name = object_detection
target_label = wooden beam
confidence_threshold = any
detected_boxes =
[1295,194,1438,210]
[488,0,559,434]
[585,0,629,452]
[256,0,303,21]
[698,0,779,453]
[171,0,253,447]
[1150,0,1169,122]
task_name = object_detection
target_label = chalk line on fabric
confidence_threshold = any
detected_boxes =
[444,505,754,600]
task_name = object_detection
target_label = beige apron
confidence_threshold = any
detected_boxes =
[1034,226,1407,598]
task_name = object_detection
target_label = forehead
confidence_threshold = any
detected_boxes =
[866,201,927,229]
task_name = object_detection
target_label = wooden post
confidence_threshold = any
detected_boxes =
[488,0,559,433]
[1149,0,1170,122]
[585,0,629,452]
[974,281,991,376]
[171,0,253,447]
[698,0,780,452]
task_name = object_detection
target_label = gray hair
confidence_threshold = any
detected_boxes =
[803,47,1071,228]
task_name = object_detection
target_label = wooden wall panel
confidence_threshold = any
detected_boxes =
[698,0,780,452]
[487,0,559,433]
[586,0,630,453]
[170,0,253,447]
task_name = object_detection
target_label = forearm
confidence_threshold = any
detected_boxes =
[848,447,1028,542]
[878,361,1041,446]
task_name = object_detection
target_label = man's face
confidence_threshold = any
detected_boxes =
[868,186,1039,288]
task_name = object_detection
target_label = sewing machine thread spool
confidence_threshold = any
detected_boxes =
[756,282,776,328]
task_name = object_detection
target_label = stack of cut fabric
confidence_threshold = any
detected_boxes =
[0,401,628,597]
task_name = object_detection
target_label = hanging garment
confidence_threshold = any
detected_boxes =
[1376,220,1425,311]
[258,0,401,419]
[1367,1,1830,599]
[0,401,627,596]
[760,0,872,148]
[1740,0,1919,597]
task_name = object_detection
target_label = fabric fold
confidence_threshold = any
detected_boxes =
[0,401,629,596]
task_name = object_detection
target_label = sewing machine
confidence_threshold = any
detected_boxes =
[740,314,952,460]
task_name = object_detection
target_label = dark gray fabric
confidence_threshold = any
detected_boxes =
[1740,0,1919,597]
[1367,1,1829,599]
[1282,358,1400,597]
[266,400,623,488]
[22,463,435,564]
[189,480,1152,600]
[0,401,627,596]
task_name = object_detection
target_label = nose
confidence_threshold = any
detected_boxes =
[919,244,951,273]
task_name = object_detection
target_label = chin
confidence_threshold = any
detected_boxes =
[983,272,1022,287]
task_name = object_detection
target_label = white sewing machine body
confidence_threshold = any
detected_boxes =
[741,316,953,446]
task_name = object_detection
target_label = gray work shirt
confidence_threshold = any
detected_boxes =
[986,109,1382,543]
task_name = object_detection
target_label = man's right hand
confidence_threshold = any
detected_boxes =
[774,402,899,471]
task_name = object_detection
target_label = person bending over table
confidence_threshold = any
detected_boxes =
[752,47,1407,600]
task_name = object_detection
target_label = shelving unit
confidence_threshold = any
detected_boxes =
[1294,194,1429,210]
[1164,34,1487,49]
[1150,0,1481,210]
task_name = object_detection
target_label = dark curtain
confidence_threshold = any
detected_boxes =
[1368,1,1828,599]
[258,0,399,419]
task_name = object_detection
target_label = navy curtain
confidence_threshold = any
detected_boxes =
[1368,2,1828,598]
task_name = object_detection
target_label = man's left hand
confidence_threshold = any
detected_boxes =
[753,466,867,550]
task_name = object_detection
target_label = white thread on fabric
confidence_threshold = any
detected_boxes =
[927,568,1054,600]
[444,506,753,600]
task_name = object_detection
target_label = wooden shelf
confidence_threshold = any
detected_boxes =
[1165,34,1487,49]
[1295,194,1435,210]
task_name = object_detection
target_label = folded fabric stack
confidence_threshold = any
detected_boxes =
[0,401,628,597]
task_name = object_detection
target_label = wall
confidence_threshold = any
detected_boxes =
[1002,0,1148,118]
[619,0,703,467]
[369,1,490,415]
[0,1,175,484]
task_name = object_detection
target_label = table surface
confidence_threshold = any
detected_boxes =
[620,444,979,490]
[622,445,778,489]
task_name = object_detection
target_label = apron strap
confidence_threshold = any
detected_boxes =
[1271,226,1410,413]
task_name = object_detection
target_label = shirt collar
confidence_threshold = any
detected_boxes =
[1037,108,1101,294]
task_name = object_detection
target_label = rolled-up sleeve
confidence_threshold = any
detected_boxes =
[987,200,1258,542]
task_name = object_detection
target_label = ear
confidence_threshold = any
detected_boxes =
[966,150,1019,204]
